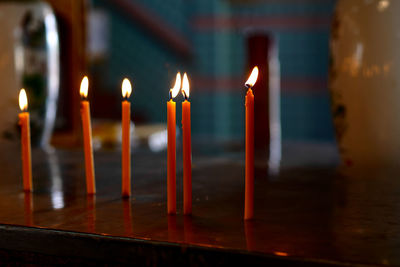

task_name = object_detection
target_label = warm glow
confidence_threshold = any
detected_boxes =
[274,252,288,257]
[245,66,259,88]
[80,76,89,98]
[170,72,181,99]
[19,88,28,111]
[122,78,132,98]
[182,73,190,99]
[378,0,389,12]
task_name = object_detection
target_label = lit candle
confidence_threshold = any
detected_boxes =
[121,78,132,197]
[80,76,96,195]
[182,73,192,215]
[244,66,258,220]
[18,89,32,192]
[167,73,181,215]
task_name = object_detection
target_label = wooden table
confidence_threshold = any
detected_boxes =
[0,142,399,266]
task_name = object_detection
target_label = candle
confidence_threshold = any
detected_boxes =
[182,73,192,215]
[80,76,96,195]
[244,66,259,220]
[18,89,32,192]
[121,78,132,197]
[167,73,181,214]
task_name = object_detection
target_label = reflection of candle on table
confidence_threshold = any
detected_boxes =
[244,220,255,250]
[123,200,133,236]
[244,66,259,220]
[182,73,192,215]
[24,192,33,226]
[183,216,193,243]
[168,215,177,242]
[167,73,181,215]
[18,89,32,192]
[80,77,96,195]
[121,78,133,197]
[86,195,96,232]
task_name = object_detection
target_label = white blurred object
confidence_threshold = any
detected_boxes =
[330,0,400,166]
[0,1,59,148]
[268,41,281,174]
[90,120,172,152]
[87,8,109,60]
[148,129,168,152]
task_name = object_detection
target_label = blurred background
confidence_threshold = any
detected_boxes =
[0,0,337,153]
[85,0,335,141]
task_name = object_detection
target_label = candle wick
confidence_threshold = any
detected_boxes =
[169,90,172,100]
[183,90,188,101]
[245,84,252,90]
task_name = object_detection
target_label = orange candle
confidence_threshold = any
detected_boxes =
[79,77,96,195]
[167,73,181,214]
[18,89,32,192]
[121,78,132,197]
[244,66,259,220]
[182,73,192,215]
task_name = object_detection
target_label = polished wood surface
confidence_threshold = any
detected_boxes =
[0,142,399,266]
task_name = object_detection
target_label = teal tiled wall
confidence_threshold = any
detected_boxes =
[92,0,337,142]
[282,93,334,140]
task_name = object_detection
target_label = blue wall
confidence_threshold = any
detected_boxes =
[92,0,336,142]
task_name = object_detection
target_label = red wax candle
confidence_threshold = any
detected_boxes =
[79,76,96,195]
[182,73,192,215]
[244,67,259,220]
[18,89,32,192]
[121,78,133,197]
[167,73,181,214]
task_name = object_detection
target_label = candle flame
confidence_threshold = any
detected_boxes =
[19,88,28,111]
[170,72,181,99]
[80,76,89,98]
[245,66,259,88]
[182,73,190,99]
[122,78,132,98]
